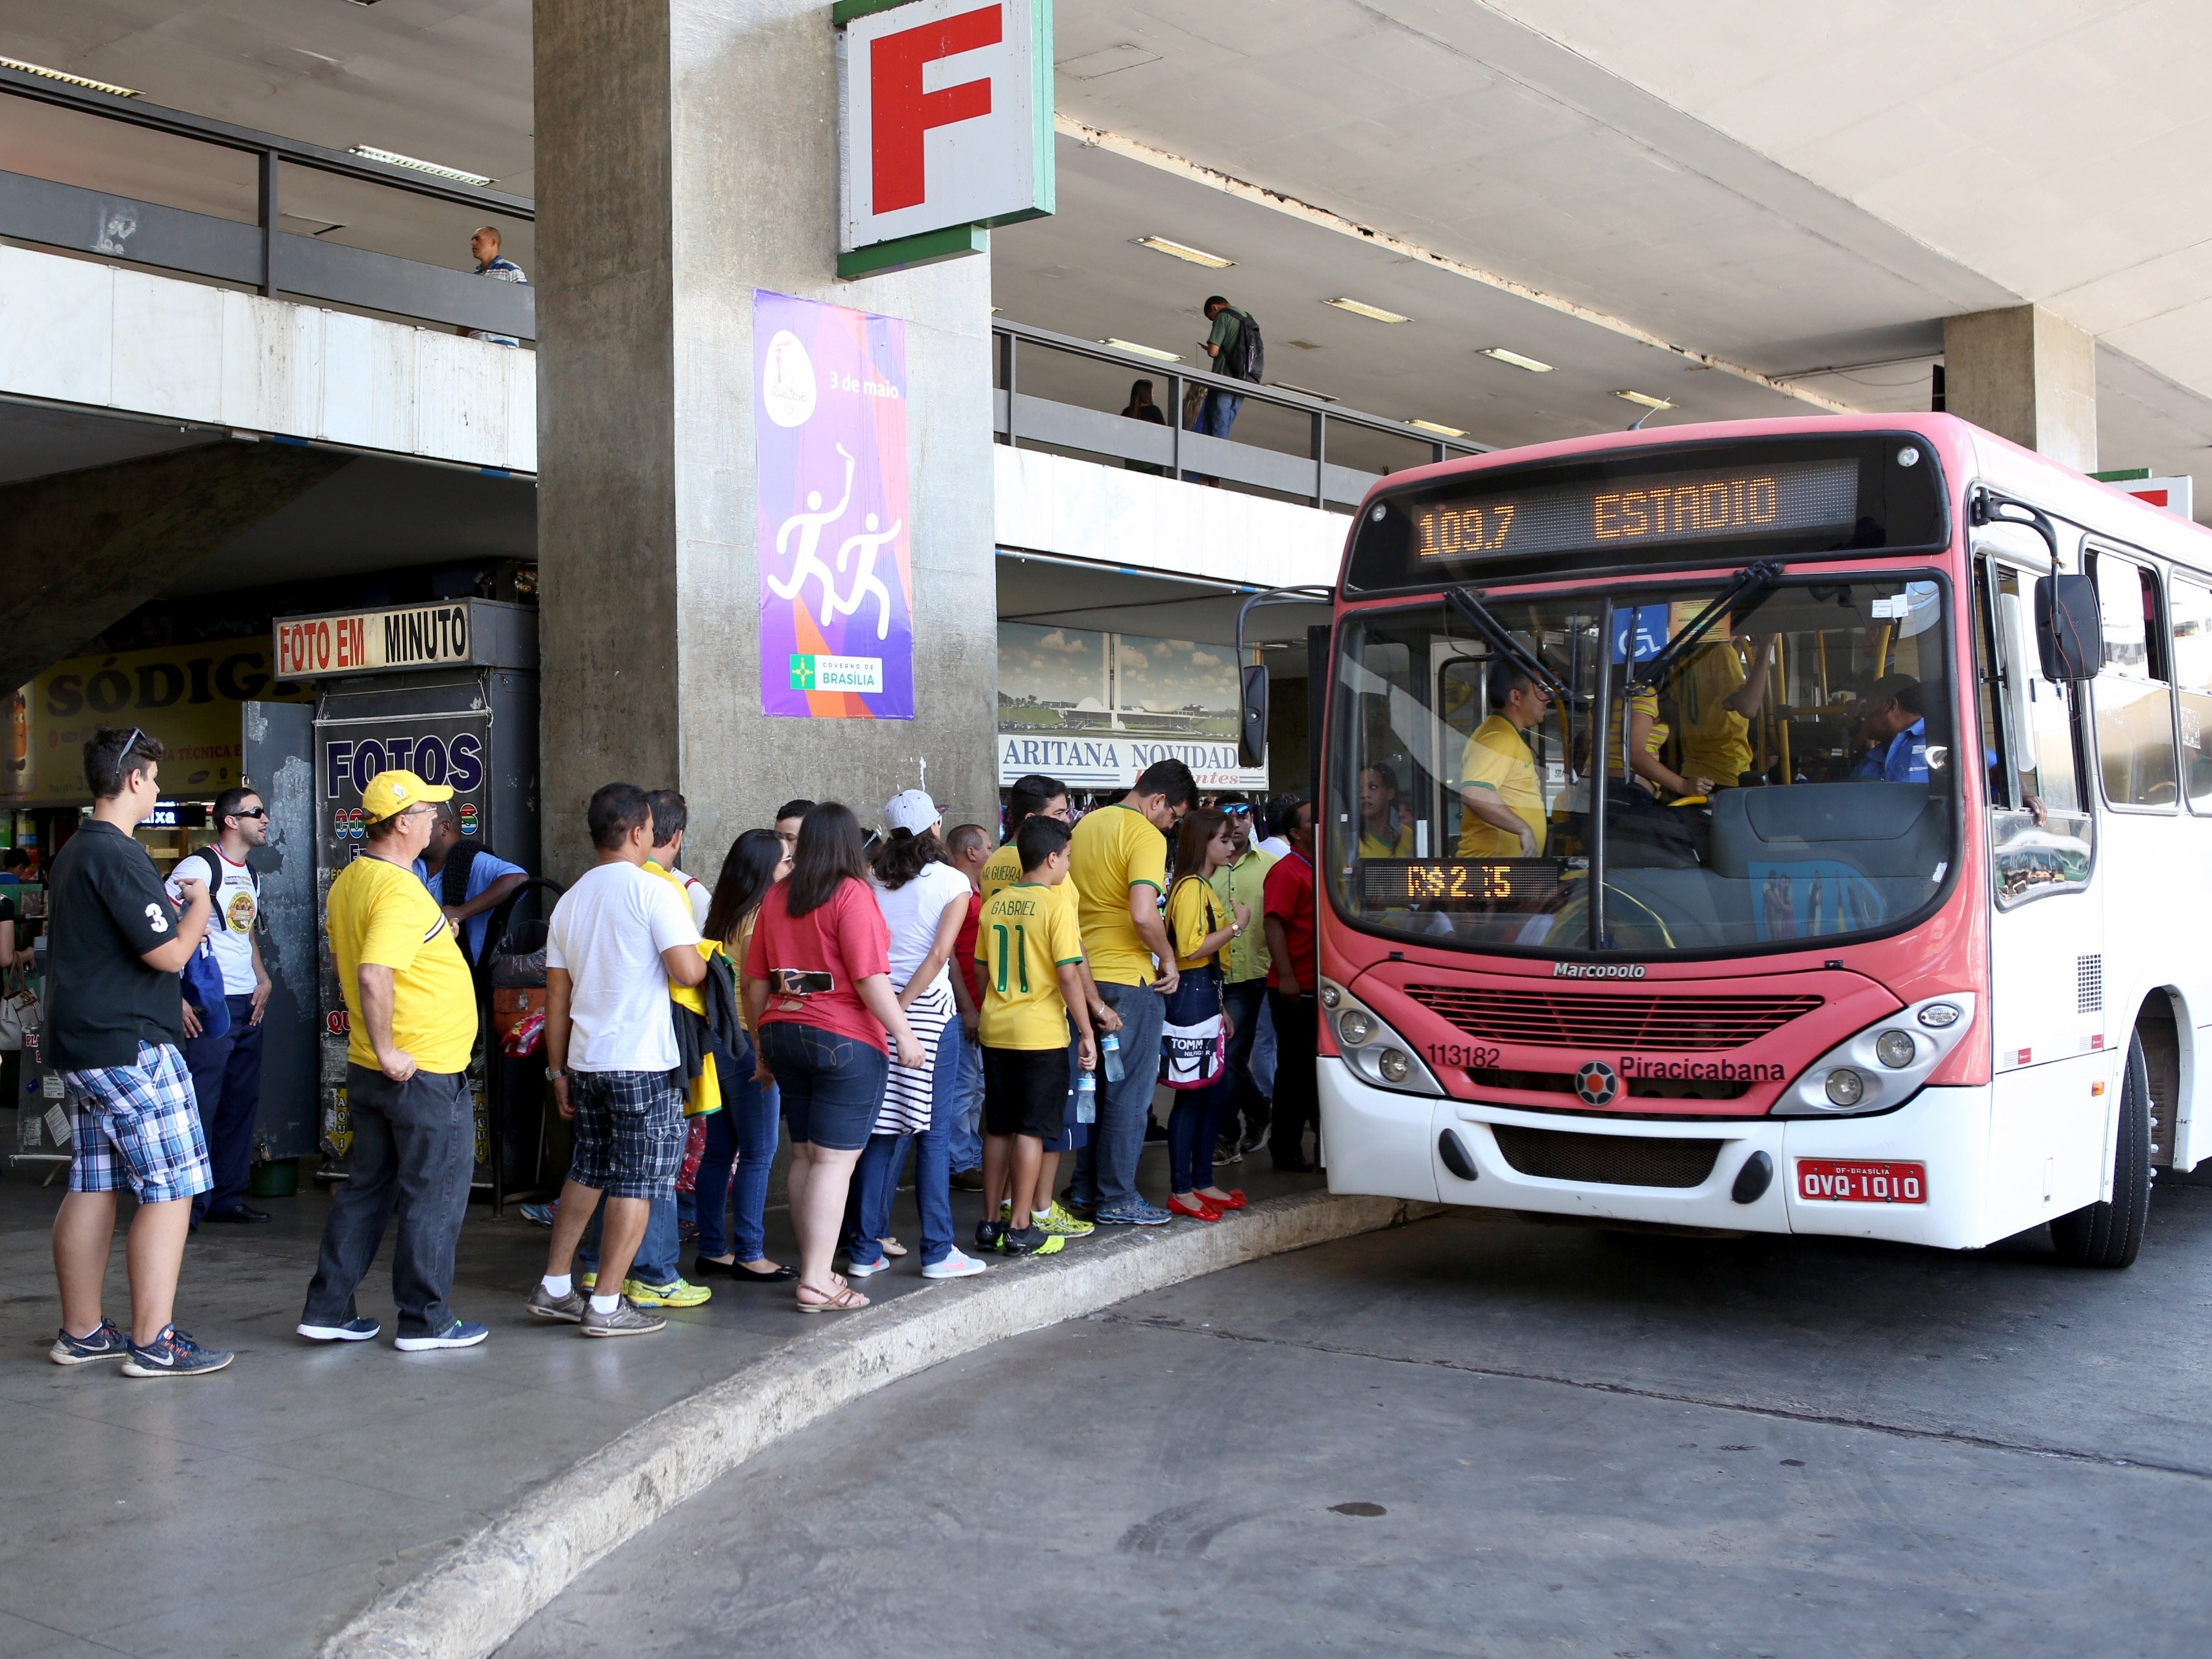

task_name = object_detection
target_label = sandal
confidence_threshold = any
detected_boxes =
[796,1283,869,1314]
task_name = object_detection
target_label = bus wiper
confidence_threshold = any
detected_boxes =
[1630,559,1782,690]
[1447,587,1576,701]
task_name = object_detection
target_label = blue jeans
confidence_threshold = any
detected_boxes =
[948,1027,984,1173]
[842,1011,962,1266]
[1220,978,1272,1144]
[577,1185,680,1286]
[694,1071,781,1262]
[1072,980,1162,1212]
[181,992,264,1220]
[1196,388,1244,439]
[1168,1076,1229,1194]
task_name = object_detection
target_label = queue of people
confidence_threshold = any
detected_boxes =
[40,726,1322,1370]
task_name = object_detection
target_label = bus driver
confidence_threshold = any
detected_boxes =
[1456,661,1553,858]
[1852,674,1930,783]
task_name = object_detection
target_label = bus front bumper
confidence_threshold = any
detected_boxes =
[1319,1059,1995,1250]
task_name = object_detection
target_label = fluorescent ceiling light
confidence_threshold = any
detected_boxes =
[1614,389,1674,410]
[1323,297,1412,325]
[349,145,494,186]
[1135,236,1233,269]
[1405,419,1467,437]
[1480,347,1553,373]
[1270,381,1336,402]
[1101,338,1183,362]
[0,55,137,96]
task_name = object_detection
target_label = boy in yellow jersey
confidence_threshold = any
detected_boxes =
[976,817,1096,1257]
[1457,662,1553,857]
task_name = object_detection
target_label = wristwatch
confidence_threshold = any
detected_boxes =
[545,1068,567,1081]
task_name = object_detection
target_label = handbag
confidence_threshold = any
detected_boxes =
[1158,878,1226,1090]
[0,967,37,1052]
[182,933,232,1040]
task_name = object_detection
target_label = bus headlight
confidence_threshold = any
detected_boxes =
[1775,994,1976,1118]
[1317,979,1444,1098]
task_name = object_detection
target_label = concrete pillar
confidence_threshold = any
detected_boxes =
[1943,305,2097,473]
[535,1,998,879]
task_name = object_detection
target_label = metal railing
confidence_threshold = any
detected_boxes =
[994,319,1490,510]
[0,63,535,340]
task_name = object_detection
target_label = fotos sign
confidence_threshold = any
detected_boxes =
[839,0,1053,255]
[754,289,916,720]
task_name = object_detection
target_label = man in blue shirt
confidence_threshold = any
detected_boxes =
[413,803,527,965]
[1851,674,1930,783]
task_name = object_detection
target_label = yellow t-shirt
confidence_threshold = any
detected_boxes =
[976,883,1084,1049]
[326,853,478,1075]
[982,837,1081,938]
[1604,687,1669,783]
[1357,822,1416,857]
[1068,804,1168,986]
[1166,875,1225,971]
[1675,641,1752,787]
[1456,715,1546,857]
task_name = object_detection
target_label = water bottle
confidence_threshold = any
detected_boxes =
[1101,1031,1125,1083]
[1075,1070,1098,1125]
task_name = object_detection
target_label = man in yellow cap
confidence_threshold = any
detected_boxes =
[298,771,487,1351]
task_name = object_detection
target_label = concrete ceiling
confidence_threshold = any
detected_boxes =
[5,0,2211,513]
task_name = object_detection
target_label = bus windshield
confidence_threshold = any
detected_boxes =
[1328,574,1961,957]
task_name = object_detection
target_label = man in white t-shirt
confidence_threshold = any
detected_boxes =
[167,787,275,1225]
[527,783,707,1339]
[645,789,712,929]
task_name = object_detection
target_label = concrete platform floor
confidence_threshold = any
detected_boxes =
[0,1135,1315,1658]
[505,1177,2212,1659]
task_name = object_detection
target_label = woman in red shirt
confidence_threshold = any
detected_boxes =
[743,803,924,1312]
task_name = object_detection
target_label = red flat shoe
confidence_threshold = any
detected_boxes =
[1198,1188,1246,1210]
[1167,1194,1223,1222]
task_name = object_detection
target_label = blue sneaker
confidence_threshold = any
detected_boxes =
[121,1325,234,1379]
[1095,1199,1174,1226]
[519,1202,556,1227]
[394,1320,489,1352]
[297,1316,381,1342]
[50,1317,129,1366]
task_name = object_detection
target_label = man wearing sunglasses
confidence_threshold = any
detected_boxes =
[167,786,276,1225]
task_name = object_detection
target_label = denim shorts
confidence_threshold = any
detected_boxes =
[567,1068,685,1199]
[761,1021,889,1152]
[64,1042,212,1205]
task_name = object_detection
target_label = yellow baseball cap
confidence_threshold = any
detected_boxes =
[360,769,454,820]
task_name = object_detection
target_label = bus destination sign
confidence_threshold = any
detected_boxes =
[1413,458,1859,564]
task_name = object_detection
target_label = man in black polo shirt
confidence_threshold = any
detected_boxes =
[47,728,234,1378]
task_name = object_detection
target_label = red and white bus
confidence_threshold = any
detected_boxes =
[1297,413,2211,1267]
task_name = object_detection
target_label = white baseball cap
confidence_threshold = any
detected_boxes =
[884,789,940,835]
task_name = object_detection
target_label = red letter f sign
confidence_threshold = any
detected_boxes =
[870,4,1002,212]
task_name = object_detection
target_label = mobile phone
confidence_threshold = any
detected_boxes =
[770,968,835,996]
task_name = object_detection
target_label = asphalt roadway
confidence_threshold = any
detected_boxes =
[504,1174,2212,1658]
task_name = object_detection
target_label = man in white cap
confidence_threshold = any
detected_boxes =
[298,770,487,1351]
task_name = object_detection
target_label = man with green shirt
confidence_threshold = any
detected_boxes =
[1196,295,1257,440]
[1208,794,1275,1159]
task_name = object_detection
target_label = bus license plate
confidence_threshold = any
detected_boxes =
[1796,1159,1926,1204]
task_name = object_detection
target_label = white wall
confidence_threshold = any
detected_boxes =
[0,243,537,474]
[992,443,1351,589]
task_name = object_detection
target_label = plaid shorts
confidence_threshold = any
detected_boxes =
[64,1042,212,1205]
[567,1068,685,1199]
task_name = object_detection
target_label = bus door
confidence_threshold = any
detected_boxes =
[1975,543,2106,1233]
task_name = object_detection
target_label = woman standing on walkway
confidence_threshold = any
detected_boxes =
[744,803,924,1312]
[691,828,797,1286]
[1162,807,1249,1222]
[842,791,989,1281]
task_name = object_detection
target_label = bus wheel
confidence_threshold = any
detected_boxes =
[2049,1031,2152,1269]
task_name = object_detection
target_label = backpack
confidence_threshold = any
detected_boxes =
[1222,308,1264,383]
[185,846,260,920]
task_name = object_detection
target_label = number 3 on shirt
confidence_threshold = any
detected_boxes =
[990,923,1030,995]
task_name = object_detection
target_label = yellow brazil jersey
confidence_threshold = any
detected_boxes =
[1166,874,1225,971]
[1604,687,1669,782]
[1456,714,1546,858]
[976,883,1084,1049]
[1357,821,1416,857]
[325,853,478,1075]
[1675,641,1752,787]
[1068,804,1168,987]
[982,837,1081,939]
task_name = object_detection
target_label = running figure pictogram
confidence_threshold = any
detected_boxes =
[767,445,857,627]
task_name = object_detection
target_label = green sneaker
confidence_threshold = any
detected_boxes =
[998,1198,1013,1223]
[578,1270,596,1292]
[626,1275,711,1309]
[1033,1201,1095,1238]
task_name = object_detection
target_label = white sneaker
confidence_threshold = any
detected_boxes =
[922,1247,988,1280]
[845,1255,894,1277]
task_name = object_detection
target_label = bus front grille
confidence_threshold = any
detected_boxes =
[1490,1125,1723,1188]
[1406,987,1821,1051]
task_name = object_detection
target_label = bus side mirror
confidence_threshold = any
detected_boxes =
[1238,664,1270,767]
[2033,573,2099,682]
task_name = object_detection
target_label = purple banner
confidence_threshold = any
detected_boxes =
[754,289,915,719]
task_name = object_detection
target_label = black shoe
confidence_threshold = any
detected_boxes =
[1142,1118,1168,1142]
[692,1255,797,1282]
[974,1220,1006,1253]
[950,1168,985,1193]
[1272,1157,1318,1174]
[203,1205,271,1224]
[999,1225,1053,1257]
